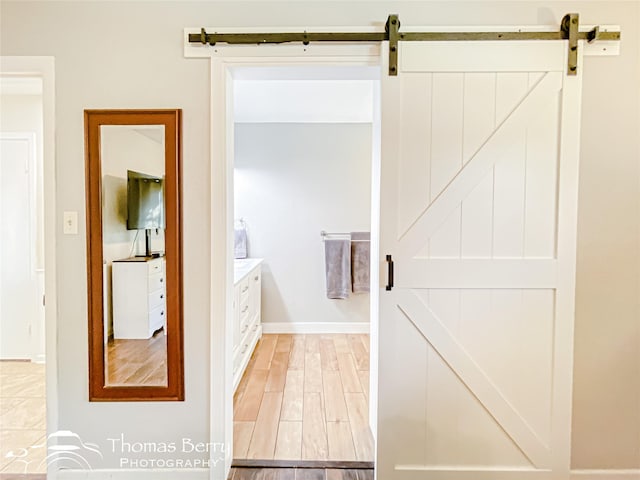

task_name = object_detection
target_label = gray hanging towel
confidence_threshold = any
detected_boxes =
[234,223,248,259]
[324,238,351,299]
[351,232,370,293]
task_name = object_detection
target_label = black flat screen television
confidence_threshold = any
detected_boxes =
[126,170,165,231]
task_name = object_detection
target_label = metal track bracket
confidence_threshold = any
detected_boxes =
[385,14,400,76]
[562,13,580,75]
[587,26,601,43]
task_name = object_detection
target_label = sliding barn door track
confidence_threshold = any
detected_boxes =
[189,13,620,76]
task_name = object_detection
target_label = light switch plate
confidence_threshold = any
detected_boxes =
[63,211,78,235]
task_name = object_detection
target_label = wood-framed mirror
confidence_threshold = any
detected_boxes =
[85,109,184,401]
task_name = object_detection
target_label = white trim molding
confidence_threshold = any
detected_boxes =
[262,322,370,334]
[0,55,57,480]
[571,470,640,479]
[208,50,379,479]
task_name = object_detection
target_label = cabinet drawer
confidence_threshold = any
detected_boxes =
[249,318,260,336]
[238,313,251,339]
[239,301,251,331]
[239,276,250,320]
[233,287,241,348]
[148,288,166,310]
[239,277,250,301]
[148,258,164,275]
[149,305,165,332]
[239,313,259,350]
[239,294,250,315]
[250,269,261,287]
[149,272,165,292]
[249,268,261,316]
[233,341,251,376]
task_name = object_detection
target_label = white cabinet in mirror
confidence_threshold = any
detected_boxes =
[233,258,262,391]
[112,257,166,340]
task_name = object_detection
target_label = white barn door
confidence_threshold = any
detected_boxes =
[378,41,582,479]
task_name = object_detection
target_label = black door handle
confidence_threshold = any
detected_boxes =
[386,255,394,291]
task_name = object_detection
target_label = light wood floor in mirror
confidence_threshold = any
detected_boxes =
[105,329,167,386]
[234,334,373,462]
[0,361,46,475]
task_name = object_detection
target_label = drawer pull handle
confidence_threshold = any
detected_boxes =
[160,294,164,299]
[254,276,259,281]
[241,344,249,354]
[242,286,249,293]
[253,324,258,331]
[160,278,164,283]
[160,311,164,316]
[241,324,248,334]
[242,306,249,313]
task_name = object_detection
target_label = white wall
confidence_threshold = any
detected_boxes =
[571,2,640,466]
[1,0,638,473]
[1,4,214,471]
[234,80,374,123]
[234,123,372,327]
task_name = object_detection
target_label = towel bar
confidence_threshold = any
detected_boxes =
[320,230,370,242]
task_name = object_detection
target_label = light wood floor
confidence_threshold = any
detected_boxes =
[0,361,46,475]
[105,328,167,386]
[228,467,373,480]
[234,334,373,462]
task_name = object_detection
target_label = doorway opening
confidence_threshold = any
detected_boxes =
[0,76,47,475]
[227,65,381,464]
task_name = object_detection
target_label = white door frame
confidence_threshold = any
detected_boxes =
[204,42,381,479]
[0,56,58,479]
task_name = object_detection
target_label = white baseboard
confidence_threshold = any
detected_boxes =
[571,470,640,479]
[56,468,209,480]
[33,353,46,363]
[261,322,370,334]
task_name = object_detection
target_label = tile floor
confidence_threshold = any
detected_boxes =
[0,361,46,474]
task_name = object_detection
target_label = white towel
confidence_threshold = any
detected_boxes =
[325,239,351,299]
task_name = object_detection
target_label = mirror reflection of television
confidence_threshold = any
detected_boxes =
[126,170,165,230]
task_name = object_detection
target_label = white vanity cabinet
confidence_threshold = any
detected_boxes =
[112,256,166,339]
[233,259,262,391]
